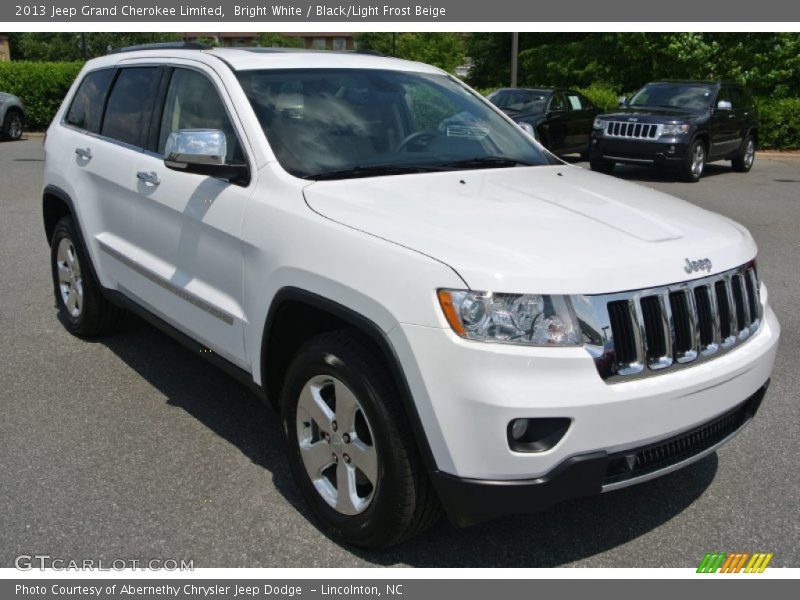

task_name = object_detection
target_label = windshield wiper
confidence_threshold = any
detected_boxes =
[440,156,537,169]
[304,163,446,181]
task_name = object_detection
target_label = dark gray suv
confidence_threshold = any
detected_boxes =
[589,81,758,182]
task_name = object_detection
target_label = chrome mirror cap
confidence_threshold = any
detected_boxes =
[165,129,227,166]
[716,100,733,111]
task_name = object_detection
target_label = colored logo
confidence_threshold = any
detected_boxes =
[697,552,773,573]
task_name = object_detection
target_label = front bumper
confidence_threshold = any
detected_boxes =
[389,293,779,523]
[590,133,689,167]
[430,383,767,525]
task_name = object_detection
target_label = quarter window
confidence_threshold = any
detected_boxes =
[158,68,243,163]
[565,93,584,110]
[65,68,115,133]
[101,67,162,147]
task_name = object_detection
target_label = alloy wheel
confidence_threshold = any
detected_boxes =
[56,238,83,318]
[692,143,705,177]
[744,139,755,168]
[295,375,378,515]
[8,113,22,139]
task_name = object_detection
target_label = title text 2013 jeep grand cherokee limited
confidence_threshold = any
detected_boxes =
[43,45,779,548]
[590,81,758,182]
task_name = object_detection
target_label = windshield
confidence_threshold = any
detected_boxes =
[488,89,549,113]
[629,83,715,111]
[237,69,555,179]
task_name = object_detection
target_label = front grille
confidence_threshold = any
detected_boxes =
[605,120,660,139]
[579,262,762,382]
[603,383,767,488]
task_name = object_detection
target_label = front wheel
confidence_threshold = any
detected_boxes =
[681,139,706,182]
[732,135,756,172]
[281,331,440,548]
[2,110,23,141]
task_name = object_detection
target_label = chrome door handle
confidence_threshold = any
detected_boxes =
[74,147,92,160]
[136,170,160,186]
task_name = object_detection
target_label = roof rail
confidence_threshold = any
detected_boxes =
[109,42,211,54]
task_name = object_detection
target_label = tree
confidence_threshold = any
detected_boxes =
[355,33,465,74]
[466,33,800,98]
[8,32,183,61]
[256,33,305,49]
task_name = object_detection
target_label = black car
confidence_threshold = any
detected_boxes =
[589,81,758,182]
[487,87,598,156]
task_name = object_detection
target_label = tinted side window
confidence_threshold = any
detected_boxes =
[158,68,243,163]
[101,67,161,147]
[549,93,566,112]
[65,69,115,133]
[729,87,748,109]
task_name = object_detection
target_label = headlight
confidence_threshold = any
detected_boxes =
[593,117,607,130]
[437,290,581,346]
[661,123,690,136]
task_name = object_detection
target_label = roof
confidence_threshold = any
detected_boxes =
[492,87,558,94]
[209,47,442,73]
[647,80,730,86]
[92,45,443,75]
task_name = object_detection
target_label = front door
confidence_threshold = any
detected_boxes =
[131,66,254,367]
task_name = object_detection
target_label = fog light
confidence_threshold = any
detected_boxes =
[669,145,676,153]
[510,419,529,440]
[507,418,571,453]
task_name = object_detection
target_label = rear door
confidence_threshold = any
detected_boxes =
[563,90,594,153]
[131,65,253,367]
[544,93,569,153]
[65,66,165,294]
[709,85,741,158]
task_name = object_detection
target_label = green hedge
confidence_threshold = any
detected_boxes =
[756,97,800,149]
[0,61,83,130]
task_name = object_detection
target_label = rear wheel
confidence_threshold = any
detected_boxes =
[281,331,440,548]
[50,216,124,337]
[2,110,23,141]
[589,157,615,174]
[732,135,756,172]
[680,139,706,182]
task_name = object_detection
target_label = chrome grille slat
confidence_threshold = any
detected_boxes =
[605,120,660,139]
[575,262,762,383]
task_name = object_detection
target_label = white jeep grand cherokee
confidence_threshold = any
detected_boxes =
[43,44,780,548]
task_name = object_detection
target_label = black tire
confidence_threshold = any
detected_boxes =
[50,215,124,337]
[732,134,756,173]
[589,157,615,174]
[680,139,706,182]
[2,109,23,141]
[281,330,440,548]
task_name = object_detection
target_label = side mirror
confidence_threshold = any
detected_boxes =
[618,96,628,107]
[517,121,537,140]
[164,129,249,184]
[716,100,733,111]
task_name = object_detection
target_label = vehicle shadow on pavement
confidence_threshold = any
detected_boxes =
[88,313,314,518]
[93,313,717,568]
[369,455,716,567]
[567,156,733,183]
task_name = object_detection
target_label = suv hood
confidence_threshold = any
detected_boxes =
[600,106,705,122]
[303,166,756,294]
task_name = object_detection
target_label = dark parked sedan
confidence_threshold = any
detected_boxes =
[487,87,598,156]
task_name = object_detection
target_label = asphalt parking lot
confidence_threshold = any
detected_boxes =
[1,137,798,568]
